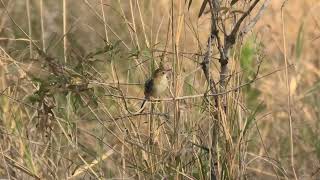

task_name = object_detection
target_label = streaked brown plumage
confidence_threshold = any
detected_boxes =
[140,67,170,109]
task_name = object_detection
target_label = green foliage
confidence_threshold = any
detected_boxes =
[243,103,264,136]
[240,39,265,111]
[240,39,255,80]
[246,88,262,109]
[23,146,37,175]
[24,41,126,131]
[221,159,231,180]
[128,47,154,74]
[191,152,207,180]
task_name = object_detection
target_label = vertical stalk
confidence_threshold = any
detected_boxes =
[281,3,298,180]
[129,0,140,49]
[171,0,177,145]
[26,0,32,58]
[136,0,150,48]
[40,0,45,52]
[63,0,67,63]
[100,0,109,42]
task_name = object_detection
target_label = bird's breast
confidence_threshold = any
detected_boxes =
[152,76,168,96]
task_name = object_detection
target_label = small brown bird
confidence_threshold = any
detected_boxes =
[140,66,171,109]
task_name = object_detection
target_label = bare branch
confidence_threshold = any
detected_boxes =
[240,0,271,38]
[228,0,261,44]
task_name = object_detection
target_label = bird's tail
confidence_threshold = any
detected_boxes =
[140,99,147,109]
[133,99,147,114]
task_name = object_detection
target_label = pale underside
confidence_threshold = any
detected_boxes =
[151,75,168,97]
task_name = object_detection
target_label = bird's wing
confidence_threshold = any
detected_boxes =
[144,78,154,98]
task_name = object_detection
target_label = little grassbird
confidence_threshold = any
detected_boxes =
[140,66,171,109]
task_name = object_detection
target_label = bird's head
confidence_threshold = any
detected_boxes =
[152,67,171,79]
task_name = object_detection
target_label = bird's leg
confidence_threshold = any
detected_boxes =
[149,96,161,104]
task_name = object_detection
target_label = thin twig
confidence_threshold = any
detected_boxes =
[104,63,294,102]
[281,1,298,179]
[111,112,169,121]
[240,0,271,38]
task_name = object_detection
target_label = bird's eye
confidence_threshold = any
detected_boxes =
[162,71,166,75]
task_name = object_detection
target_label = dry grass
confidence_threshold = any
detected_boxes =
[0,0,319,179]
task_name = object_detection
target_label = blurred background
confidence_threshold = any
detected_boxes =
[0,0,319,179]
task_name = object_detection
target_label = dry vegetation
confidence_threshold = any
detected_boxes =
[0,0,319,179]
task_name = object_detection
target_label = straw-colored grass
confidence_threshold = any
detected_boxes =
[0,0,319,179]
